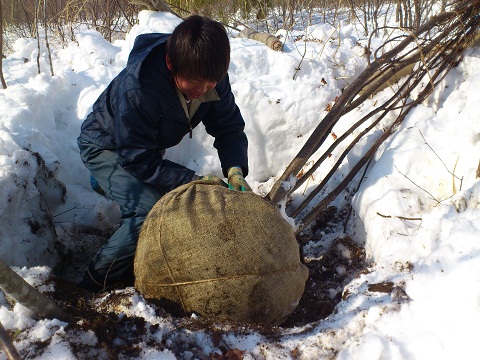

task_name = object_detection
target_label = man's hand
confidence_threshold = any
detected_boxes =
[194,175,228,187]
[227,167,252,192]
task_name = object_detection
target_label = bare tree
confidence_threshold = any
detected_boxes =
[43,0,54,76]
[267,0,480,233]
[0,0,7,89]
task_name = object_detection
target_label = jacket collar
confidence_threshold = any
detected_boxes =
[175,87,220,119]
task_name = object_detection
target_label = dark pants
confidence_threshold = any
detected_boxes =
[77,138,164,292]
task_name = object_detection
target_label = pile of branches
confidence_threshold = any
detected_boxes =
[266,0,480,234]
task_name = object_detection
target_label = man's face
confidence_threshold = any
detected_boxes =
[173,76,216,100]
[166,55,217,100]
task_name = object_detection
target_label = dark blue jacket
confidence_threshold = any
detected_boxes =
[79,33,248,193]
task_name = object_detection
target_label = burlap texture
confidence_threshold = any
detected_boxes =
[134,180,309,325]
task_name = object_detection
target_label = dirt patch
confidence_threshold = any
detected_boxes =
[283,235,365,328]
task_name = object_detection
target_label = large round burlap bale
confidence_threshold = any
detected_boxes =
[134,180,309,326]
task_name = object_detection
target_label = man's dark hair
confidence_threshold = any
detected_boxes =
[166,15,230,82]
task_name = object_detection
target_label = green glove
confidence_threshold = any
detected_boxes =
[194,174,228,187]
[227,167,252,192]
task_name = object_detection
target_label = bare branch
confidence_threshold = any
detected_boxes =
[419,130,462,181]
[0,259,74,322]
[0,321,21,360]
[376,212,423,221]
[394,165,442,203]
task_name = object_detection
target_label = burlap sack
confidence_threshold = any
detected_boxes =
[134,180,309,326]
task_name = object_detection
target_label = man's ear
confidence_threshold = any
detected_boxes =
[166,55,172,71]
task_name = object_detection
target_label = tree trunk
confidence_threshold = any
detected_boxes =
[239,29,283,51]
[43,0,54,76]
[414,0,421,27]
[0,0,7,89]
[397,0,403,27]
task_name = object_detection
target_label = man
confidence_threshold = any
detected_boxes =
[77,15,250,292]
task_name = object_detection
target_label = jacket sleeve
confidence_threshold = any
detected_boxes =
[113,88,195,193]
[202,75,249,177]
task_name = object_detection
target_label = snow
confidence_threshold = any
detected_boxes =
[1,9,480,359]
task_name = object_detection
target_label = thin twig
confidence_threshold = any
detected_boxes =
[52,203,94,218]
[394,165,441,203]
[419,130,462,180]
[376,212,423,221]
[293,40,307,80]
[103,258,117,292]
